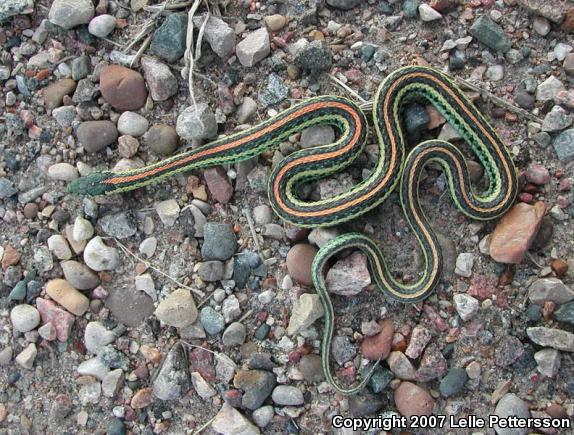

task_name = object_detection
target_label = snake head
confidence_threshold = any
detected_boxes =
[67,171,115,196]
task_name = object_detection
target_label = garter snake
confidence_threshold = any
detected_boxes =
[69,66,518,394]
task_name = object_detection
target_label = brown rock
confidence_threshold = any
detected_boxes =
[77,120,118,153]
[286,244,318,286]
[561,7,574,32]
[546,403,567,419]
[394,382,434,418]
[46,279,89,316]
[360,319,394,361]
[44,79,77,110]
[1,245,20,269]
[204,166,234,204]
[564,53,574,75]
[131,387,153,408]
[489,202,546,264]
[99,65,147,111]
[551,259,569,277]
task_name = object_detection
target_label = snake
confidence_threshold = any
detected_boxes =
[68,65,518,394]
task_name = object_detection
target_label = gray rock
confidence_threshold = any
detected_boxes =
[287,293,324,335]
[201,223,237,261]
[529,278,574,305]
[469,15,511,53]
[493,393,530,435]
[236,27,270,67]
[300,125,335,148]
[102,368,124,398]
[454,253,475,277]
[198,261,224,282]
[222,322,246,347]
[294,41,333,73]
[117,111,149,137]
[176,103,218,140]
[10,304,40,333]
[77,357,109,380]
[97,345,130,371]
[52,105,76,127]
[153,343,191,400]
[49,0,94,30]
[200,306,225,335]
[78,382,101,405]
[236,97,258,123]
[495,336,524,367]
[88,14,116,38]
[155,199,180,226]
[71,56,91,81]
[77,121,118,153]
[325,251,370,296]
[453,294,479,321]
[0,0,33,21]
[326,0,360,10]
[387,351,417,380]
[0,178,17,199]
[331,335,356,366]
[258,73,288,108]
[527,327,574,352]
[252,405,274,428]
[16,343,37,369]
[83,236,120,271]
[61,260,100,290]
[141,57,178,102]
[485,65,504,81]
[252,204,273,225]
[542,106,573,132]
[418,3,442,21]
[234,369,276,410]
[271,385,304,406]
[84,321,116,354]
[222,295,241,323]
[553,129,574,163]
[155,289,198,328]
[534,348,560,378]
[191,371,216,399]
[193,14,236,58]
[99,212,137,239]
[440,368,468,397]
[533,16,551,36]
[536,76,565,102]
[46,234,73,259]
[150,13,188,62]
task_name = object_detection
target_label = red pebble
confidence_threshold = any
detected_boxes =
[558,179,570,192]
[288,351,301,364]
[542,301,556,321]
[518,192,533,203]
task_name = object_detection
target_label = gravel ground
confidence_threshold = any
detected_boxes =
[1,0,574,434]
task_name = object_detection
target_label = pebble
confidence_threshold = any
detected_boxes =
[361,319,393,360]
[525,164,550,185]
[300,125,335,149]
[198,261,224,282]
[191,372,217,399]
[555,301,574,325]
[102,369,123,398]
[331,335,357,365]
[47,234,72,260]
[117,111,149,137]
[204,167,233,203]
[150,13,188,62]
[155,199,180,226]
[542,106,573,132]
[287,293,324,335]
[202,223,237,261]
[387,351,417,380]
[10,304,40,332]
[272,386,304,406]
[52,106,76,127]
[16,343,37,369]
[49,0,94,30]
[454,253,474,277]
[527,327,574,352]
[325,251,372,295]
[61,260,100,290]
[200,306,225,335]
[99,65,147,111]
[152,343,190,400]
[192,15,235,58]
[286,244,317,286]
[394,382,434,417]
[528,278,574,305]
[553,129,574,163]
[326,0,360,10]
[36,297,75,341]
[211,403,260,435]
[253,205,273,225]
[489,202,546,264]
[564,54,574,75]
[83,236,120,271]
[73,217,94,241]
[533,16,551,36]
[485,65,504,81]
[237,97,258,123]
[88,14,116,38]
[0,178,17,199]
[252,405,274,428]
[46,163,78,183]
[78,358,110,381]
[155,288,198,327]
[418,3,442,21]
[405,325,431,359]
[38,323,57,341]
[469,15,510,53]
[554,43,572,61]
[176,103,218,140]
[0,347,12,365]
[466,361,481,380]
[534,348,561,377]
[299,354,323,382]
[223,322,246,346]
[141,57,178,102]
[145,124,179,156]
[439,367,468,397]
[46,278,89,316]
[236,27,270,67]
[234,369,276,410]
[294,40,333,73]
[131,387,153,409]
[453,294,479,321]
[84,321,116,354]
[258,73,289,107]
[77,120,118,153]
[493,393,530,435]
[536,76,565,102]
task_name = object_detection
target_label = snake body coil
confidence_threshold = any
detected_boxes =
[69,66,518,394]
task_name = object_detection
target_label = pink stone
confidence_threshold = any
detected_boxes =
[405,325,432,360]
[360,319,394,361]
[36,298,75,342]
[467,274,497,300]
[91,286,109,300]
[325,251,371,296]
[489,202,547,264]
[518,192,533,203]
[554,89,574,109]
[416,344,447,382]
[422,304,447,332]
[525,164,550,185]
[203,166,233,204]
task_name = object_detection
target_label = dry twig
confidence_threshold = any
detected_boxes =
[243,207,261,251]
